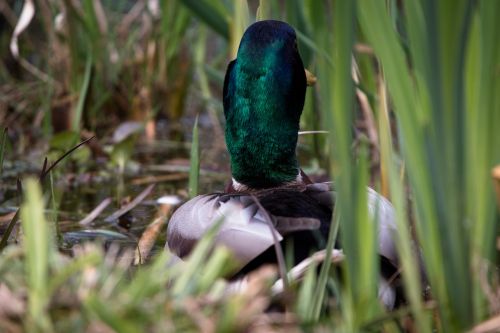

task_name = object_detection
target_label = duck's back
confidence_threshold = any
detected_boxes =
[166,184,333,269]
[166,182,398,271]
[167,182,405,308]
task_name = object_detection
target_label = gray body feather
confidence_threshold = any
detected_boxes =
[167,183,398,270]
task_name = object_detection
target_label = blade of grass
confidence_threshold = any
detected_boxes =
[358,1,447,327]
[285,0,312,64]
[250,195,288,291]
[229,0,250,58]
[172,218,223,296]
[405,4,474,326]
[378,74,430,332]
[72,54,92,131]
[308,203,340,320]
[256,0,271,21]
[188,115,199,198]
[124,252,173,304]
[296,262,318,320]
[358,1,497,330]
[197,247,235,291]
[465,1,500,320]
[49,171,61,243]
[329,0,379,328]
[20,179,53,332]
[309,0,380,328]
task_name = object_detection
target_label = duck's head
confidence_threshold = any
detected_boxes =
[223,20,307,190]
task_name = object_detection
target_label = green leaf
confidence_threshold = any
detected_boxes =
[188,115,200,198]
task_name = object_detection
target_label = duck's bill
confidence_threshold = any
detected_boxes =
[305,69,317,86]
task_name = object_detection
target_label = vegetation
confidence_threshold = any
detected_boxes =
[0,0,499,332]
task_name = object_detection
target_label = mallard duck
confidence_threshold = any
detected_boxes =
[167,20,402,308]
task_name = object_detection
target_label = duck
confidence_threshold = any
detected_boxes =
[166,20,402,308]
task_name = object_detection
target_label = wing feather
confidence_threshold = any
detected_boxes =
[167,183,403,276]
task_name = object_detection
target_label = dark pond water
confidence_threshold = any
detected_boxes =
[0,135,229,254]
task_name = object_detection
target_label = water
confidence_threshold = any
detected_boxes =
[0,137,228,252]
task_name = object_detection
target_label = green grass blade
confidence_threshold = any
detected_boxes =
[197,247,234,291]
[256,0,271,21]
[465,1,500,321]
[229,0,250,58]
[20,179,53,332]
[308,206,340,320]
[49,171,60,243]
[172,219,223,296]
[297,262,319,320]
[72,54,92,131]
[358,0,450,325]
[358,1,498,330]
[188,115,200,198]
[123,252,172,304]
[377,77,430,332]
[285,0,312,64]
[310,0,380,328]
[332,0,379,328]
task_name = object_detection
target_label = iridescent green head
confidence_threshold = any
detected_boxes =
[223,20,306,189]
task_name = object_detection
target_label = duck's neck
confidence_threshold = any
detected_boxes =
[227,132,301,190]
[224,48,306,189]
[225,97,301,188]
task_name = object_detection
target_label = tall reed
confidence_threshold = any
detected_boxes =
[357,0,500,330]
